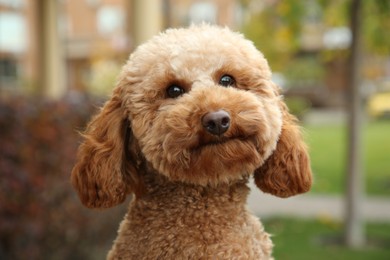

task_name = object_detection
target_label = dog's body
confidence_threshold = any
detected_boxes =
[108,173,272,259]
[71,25,312,259]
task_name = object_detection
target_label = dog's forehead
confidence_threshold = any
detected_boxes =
[128,25,271,79]
[157,26,259,62]
[157,25,247,51]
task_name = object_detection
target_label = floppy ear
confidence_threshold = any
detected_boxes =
[71,87,143,208]
[254,101,312,198]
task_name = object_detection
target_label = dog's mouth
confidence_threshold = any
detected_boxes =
[191,135,254,151]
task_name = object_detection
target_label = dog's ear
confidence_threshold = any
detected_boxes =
[71,87,143,208]
[254,100,312,198]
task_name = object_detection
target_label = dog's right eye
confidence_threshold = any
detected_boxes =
[219,75,235,87]
[166,85,185,98]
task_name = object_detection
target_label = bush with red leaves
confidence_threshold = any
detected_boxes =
[0,94,128,260]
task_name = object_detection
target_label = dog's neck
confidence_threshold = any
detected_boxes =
[134,169,250,211]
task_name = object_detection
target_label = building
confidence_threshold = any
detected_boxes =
[0,0,240,98]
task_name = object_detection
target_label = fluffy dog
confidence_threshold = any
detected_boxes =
[71,24,312,259]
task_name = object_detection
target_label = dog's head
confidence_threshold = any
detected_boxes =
[71,25,312,208]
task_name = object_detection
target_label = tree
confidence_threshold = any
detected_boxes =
[242,0,390,71]
[242,0,305,71]
[345,0,364,248]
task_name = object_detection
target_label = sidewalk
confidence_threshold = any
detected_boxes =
[247,182,390,222]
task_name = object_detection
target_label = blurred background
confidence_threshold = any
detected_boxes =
[0,0,389,259]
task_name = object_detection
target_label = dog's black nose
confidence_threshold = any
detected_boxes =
[202,110,230,136]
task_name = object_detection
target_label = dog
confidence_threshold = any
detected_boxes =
[71,24,312,259]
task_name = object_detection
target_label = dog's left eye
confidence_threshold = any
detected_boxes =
[166,85,185,98]
[219,75,235,87]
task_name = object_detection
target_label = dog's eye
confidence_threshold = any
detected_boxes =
[219,75,235,87]
[166,85,185,98]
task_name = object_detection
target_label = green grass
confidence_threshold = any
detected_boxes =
[304,120,390,196]
[264,217,390,260]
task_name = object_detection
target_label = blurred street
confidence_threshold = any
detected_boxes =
[248,182,390,222]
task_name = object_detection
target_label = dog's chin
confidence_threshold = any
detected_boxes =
[157,136,266,186]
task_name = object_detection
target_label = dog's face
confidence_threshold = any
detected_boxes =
[122,26,282,186]
[71,25,312,208]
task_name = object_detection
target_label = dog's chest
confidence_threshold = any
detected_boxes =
[108,184,273,259]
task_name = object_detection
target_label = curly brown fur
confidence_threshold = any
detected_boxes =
[71,24,312,259]
[254,100,312,198]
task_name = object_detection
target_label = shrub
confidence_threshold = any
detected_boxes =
[0,94,127,259]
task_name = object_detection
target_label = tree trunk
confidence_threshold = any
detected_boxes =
[345,0,365,248]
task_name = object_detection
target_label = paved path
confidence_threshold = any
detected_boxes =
[247,182,390,222]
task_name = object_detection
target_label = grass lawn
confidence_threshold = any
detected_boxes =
[264,217,390,260]
[303,120,390,196]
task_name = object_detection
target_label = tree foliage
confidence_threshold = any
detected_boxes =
[243,0,305,71]
[362,0,390,55]
[242,0,390,71]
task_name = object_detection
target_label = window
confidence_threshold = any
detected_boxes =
[0,12,26,53]
[96,5,124,36]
